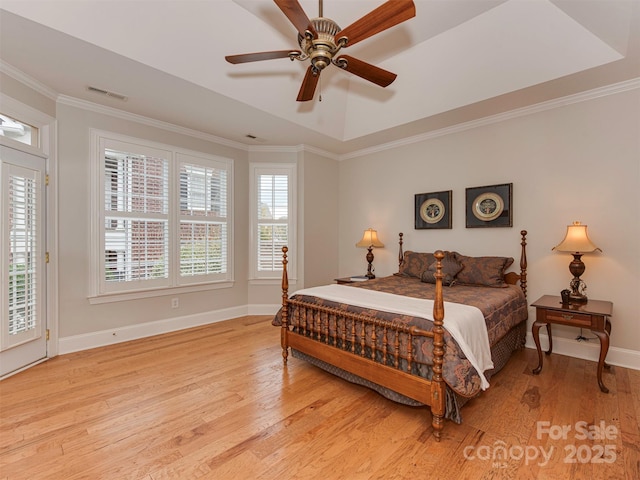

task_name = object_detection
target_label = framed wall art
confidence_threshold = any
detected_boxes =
[415,190,452,229]
[465,183,512,228]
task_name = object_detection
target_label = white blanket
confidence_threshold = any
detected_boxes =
[292,284,494,390]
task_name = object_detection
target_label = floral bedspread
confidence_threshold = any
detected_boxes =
[273,275,528,397]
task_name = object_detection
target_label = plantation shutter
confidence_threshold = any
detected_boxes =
[257,173,289,272]
[2,161,44,350]
[178,157,228,282]
[102,147,170,289]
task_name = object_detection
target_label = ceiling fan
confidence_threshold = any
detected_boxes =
[225,0,416,102]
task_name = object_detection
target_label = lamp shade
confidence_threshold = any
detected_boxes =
[552,221,602,254]
[356,228,384,248]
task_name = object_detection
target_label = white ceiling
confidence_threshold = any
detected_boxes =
[1,0,639,156]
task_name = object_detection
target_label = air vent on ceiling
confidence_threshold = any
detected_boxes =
[87,86,128,101]
[245,134,267,142]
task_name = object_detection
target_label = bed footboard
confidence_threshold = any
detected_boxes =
[280,247,447,440]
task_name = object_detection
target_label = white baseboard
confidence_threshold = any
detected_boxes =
[525,333,640,371]
[58,309,640,372]
[59,305,249,354]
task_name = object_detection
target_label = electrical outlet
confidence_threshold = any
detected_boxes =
[171,298,179,308]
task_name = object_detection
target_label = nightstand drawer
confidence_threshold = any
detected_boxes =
[543,310,592,327]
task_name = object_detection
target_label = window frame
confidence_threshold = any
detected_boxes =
[89,130,234,302]
[249,162,296,282]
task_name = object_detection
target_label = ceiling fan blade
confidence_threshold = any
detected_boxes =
[335,55,397,87]
[296,65,320,102]
[274,0,318,39]
[336,0,416,48]
[225,50,302,64]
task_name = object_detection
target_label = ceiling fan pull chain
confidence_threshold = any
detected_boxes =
[319,75,322,102]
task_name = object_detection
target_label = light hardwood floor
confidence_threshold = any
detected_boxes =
[1,316,638,480]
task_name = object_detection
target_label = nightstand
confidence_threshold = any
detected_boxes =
[531,295,613,393]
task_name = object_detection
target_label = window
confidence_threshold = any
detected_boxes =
[178,158,228,278]
[102,146,169,287]
[91,131,233,297]
[250,163,296,280]
[3,161,43,340]
[0,113,38,147]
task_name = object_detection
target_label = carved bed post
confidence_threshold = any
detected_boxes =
[281,246,289,364]
[519,230,528,300]
[430,250,445,441]
[398,232,404,270]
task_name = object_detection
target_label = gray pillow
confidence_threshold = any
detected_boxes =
[421,253,462,286]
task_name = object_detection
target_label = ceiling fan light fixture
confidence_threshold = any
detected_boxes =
[310,47,333,71]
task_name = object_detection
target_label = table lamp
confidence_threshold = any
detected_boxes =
[356,228,384,279]
[552,221,601,304]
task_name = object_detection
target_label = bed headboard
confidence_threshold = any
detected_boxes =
[397,230,528,299]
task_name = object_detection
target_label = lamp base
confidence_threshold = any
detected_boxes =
[363,246,376,279]
[569,277,588,304]
[569,292,588,304]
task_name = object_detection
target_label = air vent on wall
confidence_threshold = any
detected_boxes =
[87,86,128,101]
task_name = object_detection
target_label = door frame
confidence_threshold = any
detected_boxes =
[0,93,58,376]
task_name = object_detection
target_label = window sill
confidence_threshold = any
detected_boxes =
[88,281,234,304]
[248,278,297,286]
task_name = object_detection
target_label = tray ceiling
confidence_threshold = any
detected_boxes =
[1,1,638,156]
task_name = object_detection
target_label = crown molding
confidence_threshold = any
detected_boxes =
[247,143,339,161]
[339,77,640,161]
[3,58,637,160]
[57,95,249,151]
[0,60,58,100]
[246,144,301,154]
[299,143,340,160]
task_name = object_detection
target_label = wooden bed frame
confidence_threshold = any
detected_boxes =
[279,230,528,440]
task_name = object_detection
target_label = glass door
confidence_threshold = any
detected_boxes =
[0,144,47,377]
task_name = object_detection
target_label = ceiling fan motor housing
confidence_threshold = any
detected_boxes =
[299,17,341,72]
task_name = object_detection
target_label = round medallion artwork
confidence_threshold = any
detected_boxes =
[420,198,446,224]
[472,192,504,221]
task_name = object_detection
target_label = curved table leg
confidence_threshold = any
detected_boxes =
[593,328,610,394]
[603,319,612,369]
[545,323,553,355]
[532,321,545,374]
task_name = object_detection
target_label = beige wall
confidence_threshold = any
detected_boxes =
[302,150,340,287]
[338,88,640,353]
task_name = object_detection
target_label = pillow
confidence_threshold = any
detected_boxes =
[453,252,514,287]
[397,251,435,278]
[421,253,462,286]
